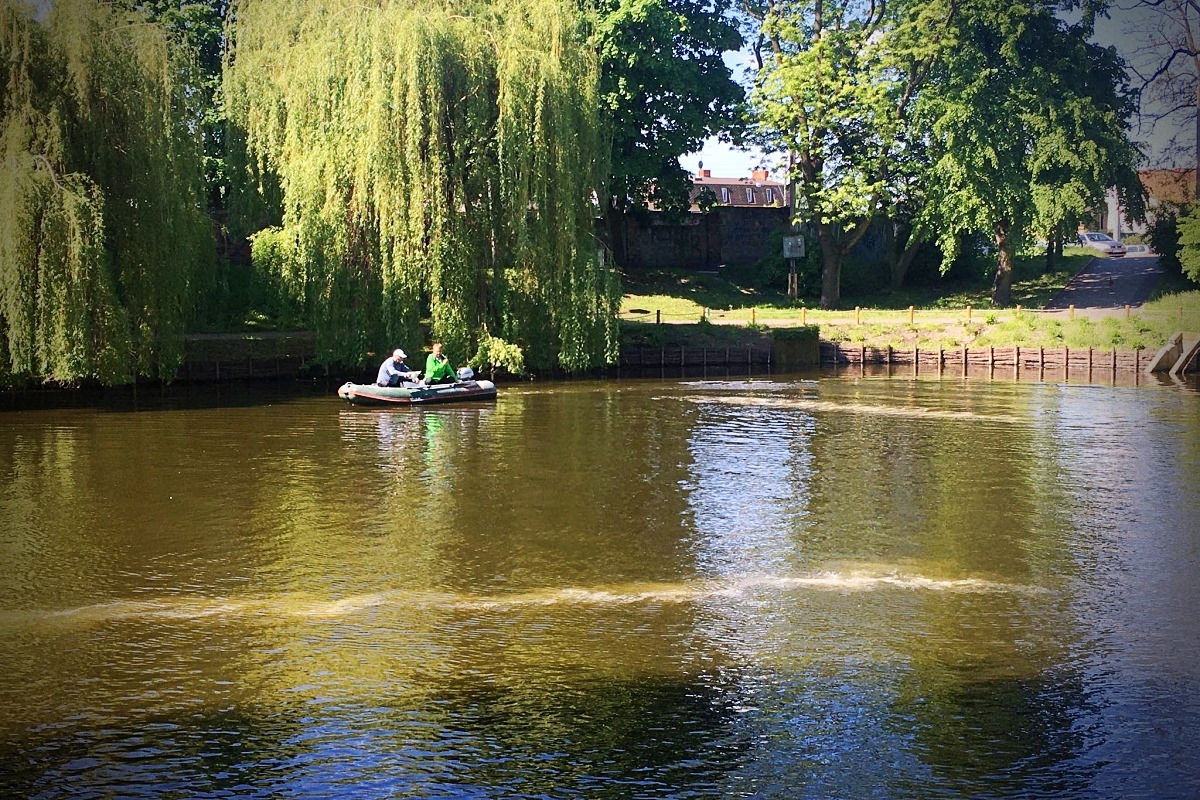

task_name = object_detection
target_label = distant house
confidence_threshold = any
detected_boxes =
[1106,168,1196,237]
[618,167,791,270]
[691,168,787,209]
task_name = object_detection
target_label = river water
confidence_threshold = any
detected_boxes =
[1,373,1198,799]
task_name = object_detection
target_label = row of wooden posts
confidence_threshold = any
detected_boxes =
[820,342,1151,382]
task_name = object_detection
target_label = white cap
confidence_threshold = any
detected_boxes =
[393,348,407,360]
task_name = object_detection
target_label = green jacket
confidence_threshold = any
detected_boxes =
[425,352,455,383]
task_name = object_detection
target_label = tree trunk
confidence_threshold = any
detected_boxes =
[991,219,1014,306]
[891,229,924,290]
[883,219,899,288]
[818,227,841,309]
[604,205,629,269]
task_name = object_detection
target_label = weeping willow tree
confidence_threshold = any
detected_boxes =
[0,0,213,385]
[225,0,618,371]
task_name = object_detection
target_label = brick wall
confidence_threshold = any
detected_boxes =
[620,206,791,270]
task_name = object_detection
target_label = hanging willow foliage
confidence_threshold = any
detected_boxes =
[225,0,619,371]
[0,0,213,385]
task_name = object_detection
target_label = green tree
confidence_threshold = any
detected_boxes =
[0,0,214,385]
[745,0,957,308]
[593,0,745,265]
[115,0,229,211]
[1176,204,1200,282]
[914,0,1142,305]
[225,0,616,371]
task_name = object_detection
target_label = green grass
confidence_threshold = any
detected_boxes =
[620,252,1090,323]
[619,256,1200,352]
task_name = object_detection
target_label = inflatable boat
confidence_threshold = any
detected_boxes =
[338,370,497,407]
[338,379,497,406]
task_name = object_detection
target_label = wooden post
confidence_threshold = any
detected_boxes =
[1064,346,1069,382]
[908,306,914,324]
[913,347,919,377]
[1125,305,1131,320]
[1111,347,1117,383]
[855,306,861,325]
[1069,304,1075,320]
[656,309,661,324]
[751,307,756,325]
[1014,347,1019,380]
[966,305,972,323]
[1016,304,1022,318]
[801,306,807,325]
[962,346,968,377]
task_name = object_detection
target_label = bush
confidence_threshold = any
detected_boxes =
[770,325,819,342]
[1149,207,1184,276]
[751,229,820,296]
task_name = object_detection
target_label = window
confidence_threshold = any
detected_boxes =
[720,187,730,204]
[746,188,755,203]
[765,188,775,204]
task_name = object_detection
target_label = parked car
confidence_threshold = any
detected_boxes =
[1078,231,1127,257]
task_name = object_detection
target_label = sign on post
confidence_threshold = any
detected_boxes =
[783,236,804,298]
[782,236,805,259]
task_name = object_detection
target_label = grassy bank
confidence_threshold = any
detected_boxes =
[619,259,1200,352]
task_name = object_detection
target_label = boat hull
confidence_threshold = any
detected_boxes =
[338,380,497,406]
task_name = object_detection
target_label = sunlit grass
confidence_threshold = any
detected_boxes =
[619,262,1200,352]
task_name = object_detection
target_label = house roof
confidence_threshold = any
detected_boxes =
[1140,168,1196,205]
[689,169,786,208]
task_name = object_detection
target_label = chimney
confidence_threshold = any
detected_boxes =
[751,168,769,182]
[699,169,711,178]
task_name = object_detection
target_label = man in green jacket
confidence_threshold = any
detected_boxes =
[424,342,456,385]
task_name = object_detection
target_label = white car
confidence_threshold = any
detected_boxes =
[1078,231,1127,257]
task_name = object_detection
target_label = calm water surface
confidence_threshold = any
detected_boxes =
[1,374,1198,799]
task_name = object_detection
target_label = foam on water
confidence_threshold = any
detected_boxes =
[684,394,1021,423]
[0,569,1038,629]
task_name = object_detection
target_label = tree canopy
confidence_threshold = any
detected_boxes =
[0,0,213,385]
[915,0,1143,305]
[594,0,745,216]
[746,0,956,308]
[225,0,618,371]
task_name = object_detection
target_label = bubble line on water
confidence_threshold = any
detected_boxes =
[0,570,1040,628]
[681,394,1022,423]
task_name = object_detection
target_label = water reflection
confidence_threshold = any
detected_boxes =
[1,377,1198,799]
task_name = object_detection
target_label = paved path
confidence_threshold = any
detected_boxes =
[1044,250,1161,313]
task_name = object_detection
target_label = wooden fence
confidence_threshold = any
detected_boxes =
[820,342,1152,382]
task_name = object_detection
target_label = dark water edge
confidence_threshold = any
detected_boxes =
[3,362,1194,416]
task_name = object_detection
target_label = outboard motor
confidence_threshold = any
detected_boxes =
[456,366,474,382]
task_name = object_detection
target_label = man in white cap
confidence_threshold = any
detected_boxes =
[376,348,415,387]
